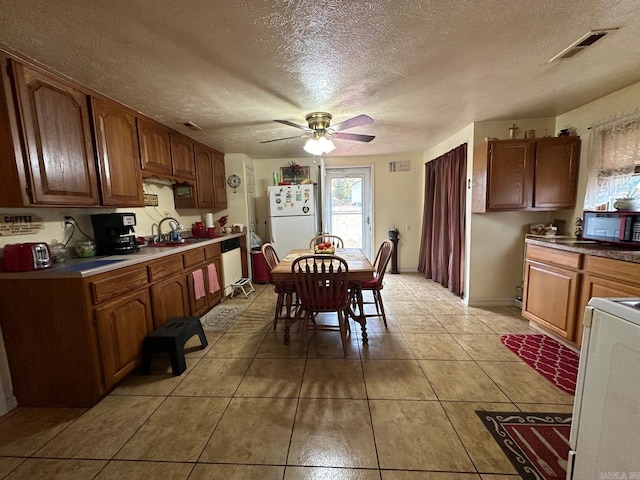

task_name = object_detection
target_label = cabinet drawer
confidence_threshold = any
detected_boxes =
[584,255,640,286]
[205,243,221,259]
[91,265,148,304]
[183,248,206,269]
[148,255,183,282]
[526,244,581,270]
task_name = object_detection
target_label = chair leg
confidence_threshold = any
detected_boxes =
[298,312,310,354]
[338,310,349,358]
[273,292,284,330]
[376,290,388,328]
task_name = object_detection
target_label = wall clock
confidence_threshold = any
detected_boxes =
[227,174,241,193]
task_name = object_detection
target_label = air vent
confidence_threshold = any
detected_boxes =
[180,121,202,131]
[549,28,618,62]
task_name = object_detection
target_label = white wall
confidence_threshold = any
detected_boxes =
[555,81,640,228]
[252,153,424,272]
[468,118,557,305]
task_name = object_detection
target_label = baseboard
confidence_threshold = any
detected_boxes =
[466,297,517,307]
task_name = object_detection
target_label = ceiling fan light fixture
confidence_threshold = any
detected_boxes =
[303,136,335,155]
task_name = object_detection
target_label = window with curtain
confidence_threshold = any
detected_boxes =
[584,113,640,209]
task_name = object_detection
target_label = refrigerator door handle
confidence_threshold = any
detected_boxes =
[566,450,576,480]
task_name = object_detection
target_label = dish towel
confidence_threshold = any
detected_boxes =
[192,269,206,300]
[207,263,221,293]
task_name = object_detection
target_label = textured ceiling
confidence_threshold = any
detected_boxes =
[1,0,640,159]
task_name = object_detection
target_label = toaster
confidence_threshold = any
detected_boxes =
[2,243,52,272]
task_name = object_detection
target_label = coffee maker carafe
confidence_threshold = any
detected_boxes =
[90,213,139,255]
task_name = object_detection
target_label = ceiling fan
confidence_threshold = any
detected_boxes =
[261,112,375,155]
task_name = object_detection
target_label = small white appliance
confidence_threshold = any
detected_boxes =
[267,184,317,259]
[566,297,640,479]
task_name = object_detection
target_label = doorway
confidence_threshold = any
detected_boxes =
[324,167,373,260]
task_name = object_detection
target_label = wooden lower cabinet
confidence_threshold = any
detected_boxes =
[94,289,153,389]
[523,260,580,341]
[0,239,240,407]
[150,274,190,328]
[523,243,640,347]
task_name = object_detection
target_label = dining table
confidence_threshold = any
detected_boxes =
[269,248,375,345]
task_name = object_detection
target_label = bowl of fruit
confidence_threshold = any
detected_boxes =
[313,241,335,254]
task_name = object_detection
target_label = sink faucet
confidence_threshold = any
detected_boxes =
[156,217,182,242]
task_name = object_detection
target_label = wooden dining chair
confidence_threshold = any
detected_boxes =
[261,243,298,344]
[309,234,344,250]
[292,254,351,357]
[351,239,394,327]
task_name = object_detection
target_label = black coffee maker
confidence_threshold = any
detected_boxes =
[91,213,139,255]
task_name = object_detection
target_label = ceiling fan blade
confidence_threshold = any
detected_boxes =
[273,119,313,132]
[260,133,310,144]
[330,114,373,132]
[333,132,375,142]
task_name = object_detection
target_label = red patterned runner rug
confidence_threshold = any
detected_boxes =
[500,334,579,395]
[476,411,572,480]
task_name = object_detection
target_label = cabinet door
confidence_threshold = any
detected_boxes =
[137,118,172,176]
[212,151,227,209]
[94,289,153,389]
[150,274,190,328]
[523,260,580,341]
[187,267,209,317]
[170,133,196,180]
[487,140,534,210]
[12,61,99,205]
[195,144,215,208]
[91,97,144,206]
[534,137,580,208]
[576,275,640,347]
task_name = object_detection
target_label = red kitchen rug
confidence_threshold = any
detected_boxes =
[500,334,579,395]
[476,411,572,480]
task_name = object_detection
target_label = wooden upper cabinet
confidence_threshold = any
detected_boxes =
[487,140,534,210]
[11,61,100,205]
[472,136,580,212]
[137,117,172,176]
[195,144,215,208]
[212,150,227,209]
[534,137,580,209]
[170,133,196,180]
[90,97,144,206]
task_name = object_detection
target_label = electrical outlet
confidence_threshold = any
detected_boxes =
[59,214,75,228]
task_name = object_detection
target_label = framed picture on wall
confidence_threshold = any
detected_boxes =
[279,165,310,184]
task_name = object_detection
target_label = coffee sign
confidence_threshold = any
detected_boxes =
[0,214,45,236]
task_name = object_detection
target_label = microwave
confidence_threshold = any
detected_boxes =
[582,211,640,247]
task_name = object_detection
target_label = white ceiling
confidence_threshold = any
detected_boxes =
[1,0,640,159]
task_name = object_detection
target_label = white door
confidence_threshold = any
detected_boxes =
[324,167,373,260]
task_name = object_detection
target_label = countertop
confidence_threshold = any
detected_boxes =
[0,231,247,280]
[525,235,640,264]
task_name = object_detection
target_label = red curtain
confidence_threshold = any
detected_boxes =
[418,143,467,295]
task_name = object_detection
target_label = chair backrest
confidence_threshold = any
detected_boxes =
[292,255,350,311]
[261,242,279,270]
[372,239,394,287]
[309,234,344,250]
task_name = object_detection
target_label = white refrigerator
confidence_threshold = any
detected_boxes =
[566,297,640,479]
[267,184,317,259]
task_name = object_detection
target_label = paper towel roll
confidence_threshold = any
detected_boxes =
[204,213,214,229]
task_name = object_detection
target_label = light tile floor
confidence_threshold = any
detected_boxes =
[0,273,575,479]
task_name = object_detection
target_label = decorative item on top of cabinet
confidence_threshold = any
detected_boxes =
[4,59,100,206]
[90,97,144,206]
[472,136,580,212]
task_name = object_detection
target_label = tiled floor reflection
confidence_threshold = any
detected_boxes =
[0,274,574,479]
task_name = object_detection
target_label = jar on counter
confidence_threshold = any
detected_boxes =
[49,242,68,263]
[74,239,96,258]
